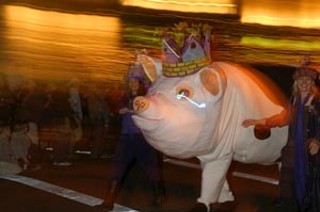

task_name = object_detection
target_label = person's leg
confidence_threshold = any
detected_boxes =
[37,123,49,162]
[52,125,71,165]
[274,167,295,209]
[275,147,295,210]
[91,124,104,158]
[81,115,92,145]
[68,116,82,158]
[96,135,134,210]
[135,134,165,207]
[52,135,66,164]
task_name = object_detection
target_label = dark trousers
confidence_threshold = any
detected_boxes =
[91,125,106,158]
[110,133,161,185]
[278,146,297,211]
[52,129,71,163]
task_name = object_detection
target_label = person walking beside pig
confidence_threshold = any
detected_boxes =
[95,63,165,210]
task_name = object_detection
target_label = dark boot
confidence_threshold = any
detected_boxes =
[152,182,166,207]
[94,181,119,211]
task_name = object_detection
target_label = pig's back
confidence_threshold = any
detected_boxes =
[213,62,287,164]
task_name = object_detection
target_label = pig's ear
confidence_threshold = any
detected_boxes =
[200,67,226,96]
[136,54,162,82]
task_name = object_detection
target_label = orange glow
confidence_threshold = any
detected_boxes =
[122,0,237,14]
[4,5,121,30]
[123,0,320,28]
[241,0,320,28]
[2,5,126,83]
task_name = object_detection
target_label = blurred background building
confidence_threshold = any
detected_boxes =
[0,0,319,89]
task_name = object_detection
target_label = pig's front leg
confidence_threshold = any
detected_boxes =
[197,153,234,211]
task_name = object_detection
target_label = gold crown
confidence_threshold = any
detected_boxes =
[158,22,213,77]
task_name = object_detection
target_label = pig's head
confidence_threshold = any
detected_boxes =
[132,56,227,159]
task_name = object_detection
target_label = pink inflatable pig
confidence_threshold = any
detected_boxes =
[130,22,287,211]
[132,54,288,211]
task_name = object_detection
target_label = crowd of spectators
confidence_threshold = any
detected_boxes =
[0,73,121,172]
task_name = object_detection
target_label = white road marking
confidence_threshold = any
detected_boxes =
[0,175,139,212]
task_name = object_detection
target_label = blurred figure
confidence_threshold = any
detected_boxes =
[4,77,35,170]
[0,74,14,125]
[84,85,111,159]
[95,64,165,210]
[10,121,32,170]
[14,79,44,165]
[68,77,83,153]
[6,75,24,129]
[0,121,22,175]
[242,63,320,211]
[39,83,56,154]
[41,83,74,166]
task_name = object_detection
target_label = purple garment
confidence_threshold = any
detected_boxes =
[110,134,161,184]
[111,92,162,185]
[278,94,320,211]
[120,95,141,134]
[294,95,308,210]
[121,112,141,134]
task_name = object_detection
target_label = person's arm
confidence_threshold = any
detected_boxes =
[265,108,290,128]
[119,107,134,114]
[242,108,290,128]
[118,94,134,114]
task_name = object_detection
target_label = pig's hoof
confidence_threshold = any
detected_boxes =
[189,203,208,212]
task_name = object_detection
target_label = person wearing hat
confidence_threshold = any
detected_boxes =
[95,63,165,210]
[242,65,320,211]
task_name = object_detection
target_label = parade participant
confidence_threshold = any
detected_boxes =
[95,63,165,211]
[242,60,320,211]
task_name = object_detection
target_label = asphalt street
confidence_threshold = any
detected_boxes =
[0,152,281,212]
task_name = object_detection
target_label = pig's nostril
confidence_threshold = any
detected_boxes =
[133,96,149,112]
[134,100,140,109]
[134,100,143,110]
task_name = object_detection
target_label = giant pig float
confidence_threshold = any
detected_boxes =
[131,23,288,212]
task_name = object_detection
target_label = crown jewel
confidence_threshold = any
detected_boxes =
[158,22,213,77]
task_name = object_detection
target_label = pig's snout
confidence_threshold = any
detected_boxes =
[133,96,149,113]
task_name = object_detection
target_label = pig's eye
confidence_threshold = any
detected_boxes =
[176,85,193,99]
[177,89,190,97]
[176,85,206,108]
